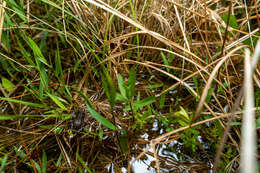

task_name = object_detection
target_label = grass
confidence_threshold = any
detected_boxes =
[0,0,260,172]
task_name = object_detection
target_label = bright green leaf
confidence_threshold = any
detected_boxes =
[161,52,170,72]
[176,106,190,123]
[56,153,62,167]
[144,83,163,90]
[98,128,103,141]
[0,114,71,120]
[1,77,15,92]
[117,74,127,99]
[33,160,41,173]
[120,129,128,153]
[205,88,214,104]
[115,93,128,101]
[87,105,116,130]
[159,93,166,109]
[222,13,238,30]
[256,117,260,128]
[47,93,67,110]
[101,73,116,109]
[231,122,241,126]
[26,37,49,66]
[124,96,156,111]
[0,154,8,172]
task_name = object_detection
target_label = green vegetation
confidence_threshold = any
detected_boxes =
[0,0,259,172]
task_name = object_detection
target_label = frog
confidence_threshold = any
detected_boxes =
[69,109,86,132]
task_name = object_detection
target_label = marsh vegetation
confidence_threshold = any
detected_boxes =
[0,0,260,172]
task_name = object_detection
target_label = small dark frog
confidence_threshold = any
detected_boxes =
[69,109,86,131]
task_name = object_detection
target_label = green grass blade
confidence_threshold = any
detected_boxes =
[159,92,166,109]
[117,74,127,99]
[132,96,156,110]
[54,45,63,80]
[161,52,170,73]
[119,129,128,153]
[0,115,27,120]
[101,72,116,109]
[26,37,49,67]
[39,31,48,50]
[144,83,163,90]
[124,96,156,111]
[33,160,41,173]
[127,67,136,100]
[39,79,44,99]
[76,152,92,173]
[46,92,67,110]
[1,77,15,93]
[205,88,214,104]
[38,60,49,90]
[75,90,94,108]
[0,97,48,108]
[42,150,47,173]
[115,93,128,102]
[16,37,35,66]
[56,153,62,167]
[0,154,8,172]
[0,114,71,120]
[87,105,116,130]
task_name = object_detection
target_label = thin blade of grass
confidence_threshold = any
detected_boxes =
[101,72,116,109]
[0,97,48,108]
[124,96,156,111]
[26,37,49,66]
[1,77,15,93]
[127,67,136,100]
[42,150,47,173]
[76,152,92,173]
[46,92,67,110]
[120,132,128,153]
[87,105,116,130]
[117,74,127,99]
[161,52,170,73]
[56,153,62,167]
[33,160,41,173]
[0,114,71,120]
[0,154,8,172]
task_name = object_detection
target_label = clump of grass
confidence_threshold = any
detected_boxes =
[0,0,260,172]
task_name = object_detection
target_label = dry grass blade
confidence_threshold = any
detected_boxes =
[243,0,254,48]
[0,1,6,41]
[56,136,72,168]
[225,28,259,51]
[83,0,205,64]
[214,39,260,171]
[194,45,247,121]
[240,48,257,173]
[173,3,190,51]
[124,59,199,98]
